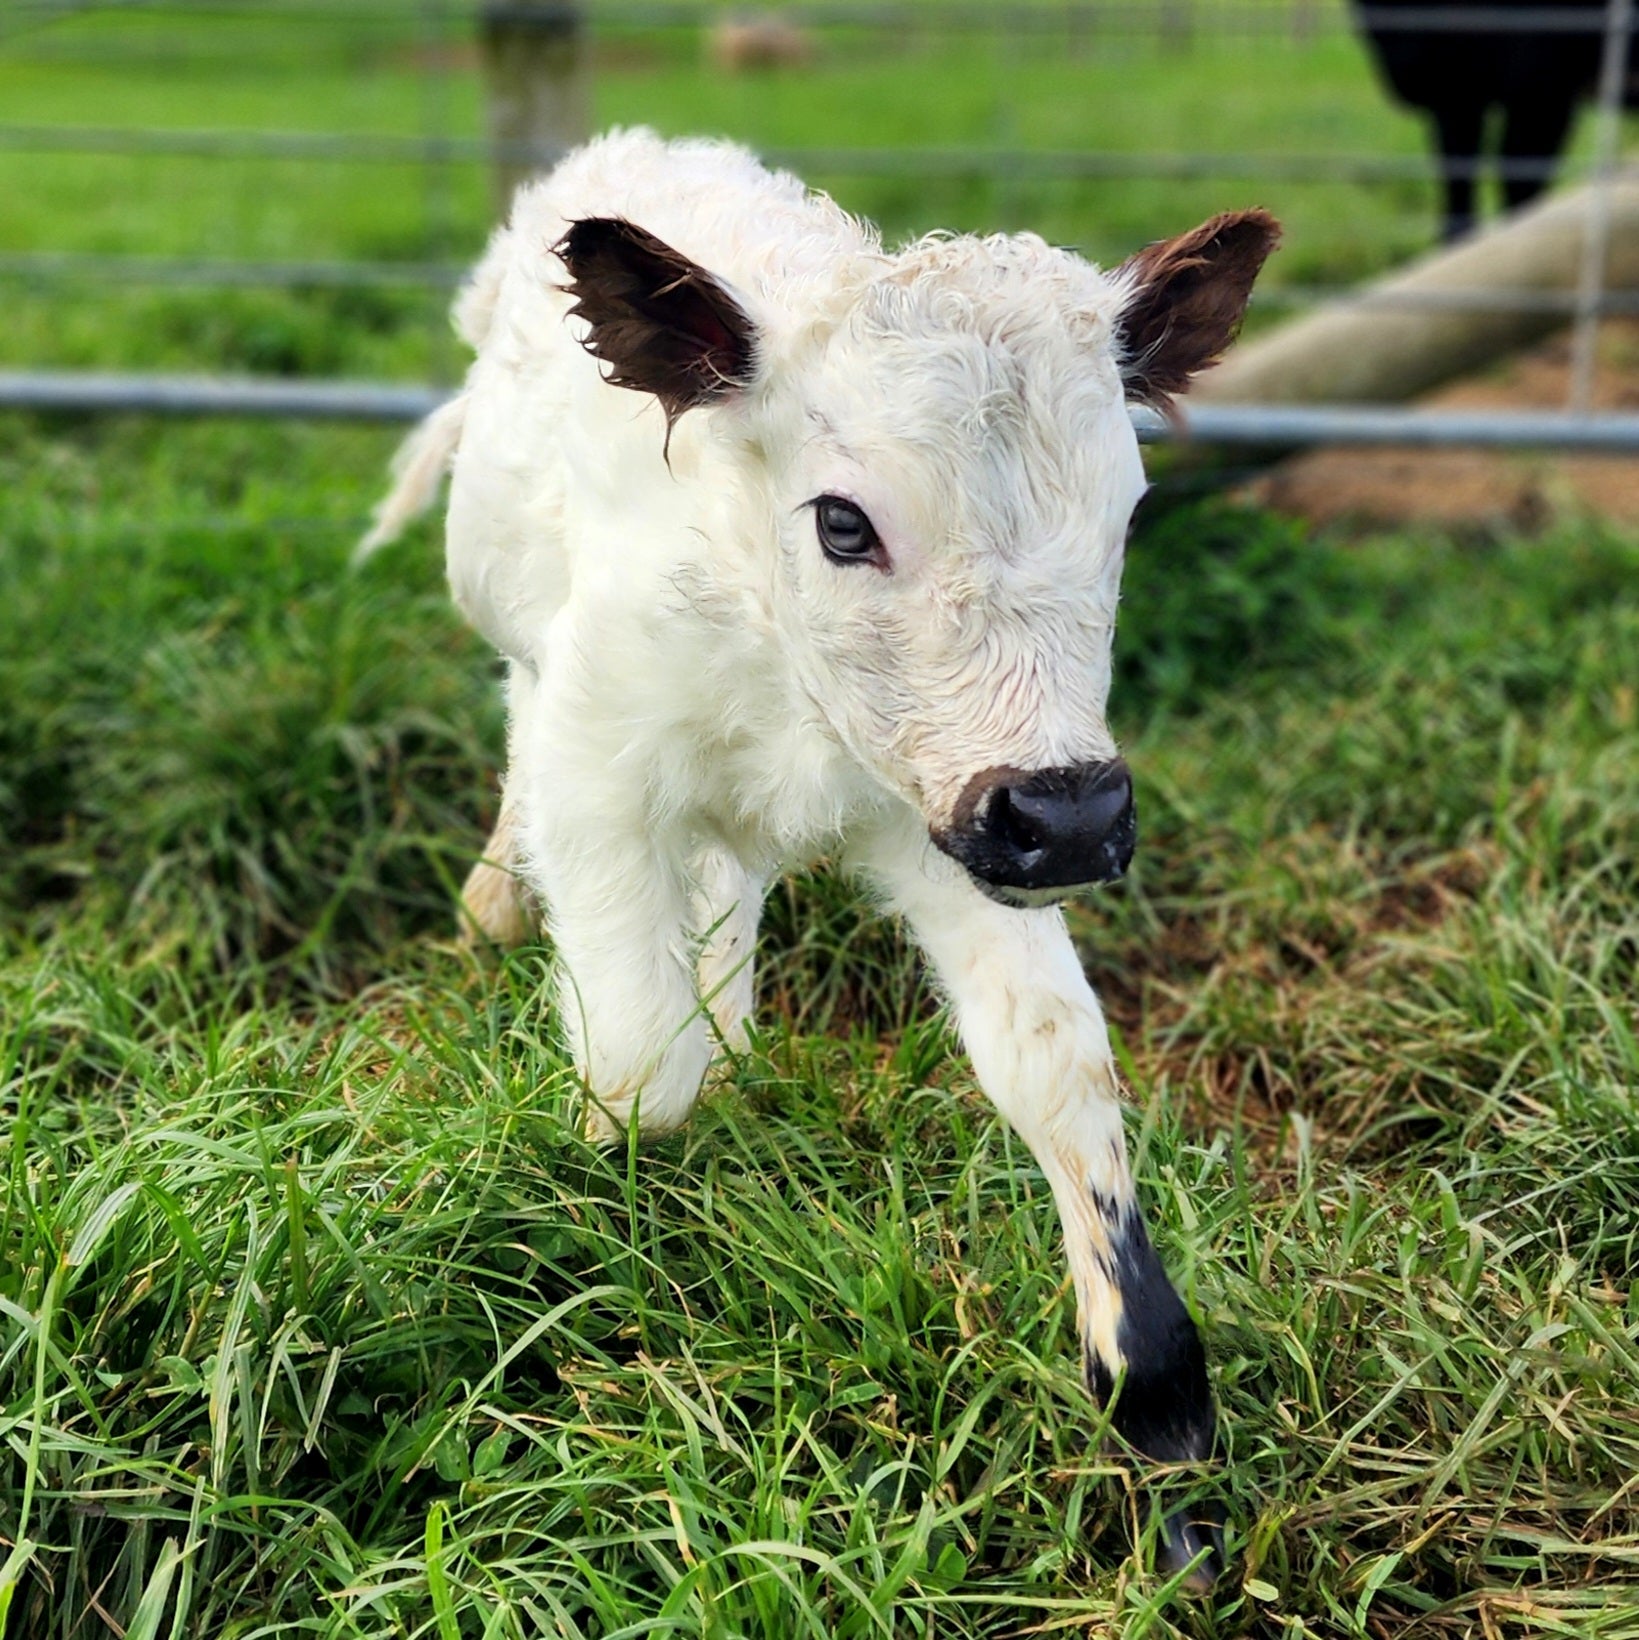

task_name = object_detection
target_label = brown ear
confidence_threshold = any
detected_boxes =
[1116,209,1280,411]
[556,217,759,427]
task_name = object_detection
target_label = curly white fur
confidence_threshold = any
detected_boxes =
[368,131,1267,1502]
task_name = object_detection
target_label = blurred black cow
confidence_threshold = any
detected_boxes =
[1354,0,1637,242]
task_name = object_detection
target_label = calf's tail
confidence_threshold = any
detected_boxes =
[354,392,468,562]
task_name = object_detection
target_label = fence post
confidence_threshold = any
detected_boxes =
[1159,0,1193,52]
[479,1,589,218]
[1567,0,1634,411]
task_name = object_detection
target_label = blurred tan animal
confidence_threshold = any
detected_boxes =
[706,11,814,73]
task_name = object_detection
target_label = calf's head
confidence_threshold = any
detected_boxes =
[558,209,1278,905]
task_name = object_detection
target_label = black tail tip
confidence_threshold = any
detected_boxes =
[1160,1503,1226,1593]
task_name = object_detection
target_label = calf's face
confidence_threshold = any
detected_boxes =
[558,212,1278,902]
[757,245,1147,907]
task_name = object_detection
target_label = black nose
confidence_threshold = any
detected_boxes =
[937,760,1136,895]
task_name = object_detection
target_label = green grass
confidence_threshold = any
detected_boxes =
[4,6,1639,1636]
[4,433,1638,1640]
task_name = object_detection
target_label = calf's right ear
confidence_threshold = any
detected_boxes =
[1115,208,1280,412]
[556,217,759,427]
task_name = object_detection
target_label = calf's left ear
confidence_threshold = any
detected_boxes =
[556,217,759,427]
[1115,209,1280,411]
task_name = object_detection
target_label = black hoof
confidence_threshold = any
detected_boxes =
[1086,1210,1215,1465]
[1160,1503,1226,1593]
[1083,1205,1226,1592]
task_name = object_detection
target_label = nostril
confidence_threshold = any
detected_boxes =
[1081,771,1133,840]
[987,786,1047,857]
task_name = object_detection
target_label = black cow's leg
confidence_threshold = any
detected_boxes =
[1431,101,1486,241]
[1499,95,1578,215]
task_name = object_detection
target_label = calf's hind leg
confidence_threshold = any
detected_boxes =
[693,847,766,1053]
[459,664,538,950]
[458,796,537,949]
[857,820,1221,1588]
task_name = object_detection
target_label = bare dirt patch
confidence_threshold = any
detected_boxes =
[1243,319,1639,530]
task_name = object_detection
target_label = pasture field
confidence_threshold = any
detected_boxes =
[5,7,1639,1638]
[9,0,1632,381]
[8,427,1639,1640]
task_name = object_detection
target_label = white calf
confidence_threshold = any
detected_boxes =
[367,128,1277,1584]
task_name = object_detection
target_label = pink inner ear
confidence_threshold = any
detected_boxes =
[670,288,739,358]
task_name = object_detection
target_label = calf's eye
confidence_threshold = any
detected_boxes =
[813,496,888,571]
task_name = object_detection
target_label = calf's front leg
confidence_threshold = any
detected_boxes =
[857,821,1221,1586]
[523,808,714,1141]
[510,685,713,1138]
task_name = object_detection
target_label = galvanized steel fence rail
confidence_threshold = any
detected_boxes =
[9,369,1639,452]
